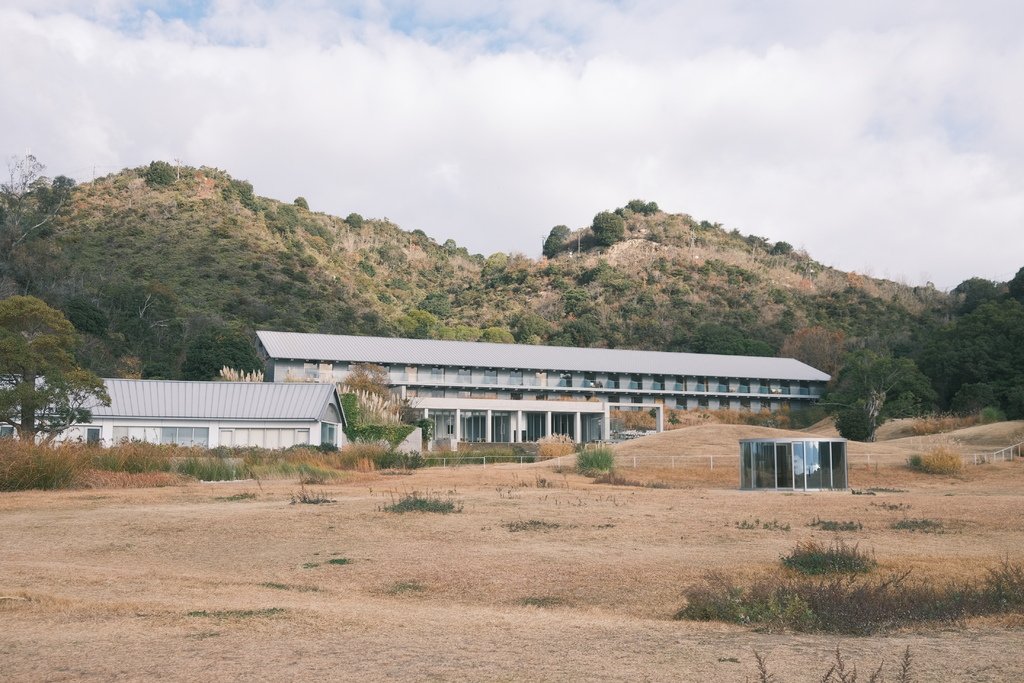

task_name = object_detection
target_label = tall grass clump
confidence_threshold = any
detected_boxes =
[909,413,980,436]
[0,441,86,491]
[383,491,462,514]
[908,445,964,474]
[536,435,575,460]
[782,540,876,575]
[676,559,1024,635]
[576,447,615,475]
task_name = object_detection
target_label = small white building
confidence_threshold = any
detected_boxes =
[63,379,346,449]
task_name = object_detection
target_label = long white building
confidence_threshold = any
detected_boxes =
[61,379,346,449]
[257,331,830,444]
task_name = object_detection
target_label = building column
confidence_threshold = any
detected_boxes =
[574,412,582,443]
[602,405,610,442]
[516,410,523,443]
[544,411,552,438]
[455,408,462,442]
[656,405,664,432]
[485,409,492,443]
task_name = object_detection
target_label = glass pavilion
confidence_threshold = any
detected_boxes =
[739,438,848,490]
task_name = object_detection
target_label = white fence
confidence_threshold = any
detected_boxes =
[420,441,1024,470]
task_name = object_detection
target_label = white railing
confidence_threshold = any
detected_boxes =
[965,440,1023,465]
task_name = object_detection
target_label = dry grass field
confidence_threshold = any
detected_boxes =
[3,422,1024,681]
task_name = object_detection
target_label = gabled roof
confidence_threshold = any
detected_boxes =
[256,331,831,382]
[90,379,344,423]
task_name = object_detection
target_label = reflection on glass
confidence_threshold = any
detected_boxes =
[805,441,823,488]
[831,442,847,489]
[793,442,805,490]
[741,442,753,489]
[755,442,775,488]
[775,442,793,488]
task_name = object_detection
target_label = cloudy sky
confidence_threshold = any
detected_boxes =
[2,1,1022,289]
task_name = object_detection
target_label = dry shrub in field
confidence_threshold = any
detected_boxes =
[0,441,87,491]
[615,410,657,431]
[537,434,576,460]
[909,413,980,436]
[908,445,964,474]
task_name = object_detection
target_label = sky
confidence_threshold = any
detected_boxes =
[1,1,1022,290]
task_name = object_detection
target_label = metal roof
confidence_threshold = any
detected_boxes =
[256,331,831,382]
[91,379,342,421]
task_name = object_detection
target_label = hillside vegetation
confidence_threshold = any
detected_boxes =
[2,159,1021,418]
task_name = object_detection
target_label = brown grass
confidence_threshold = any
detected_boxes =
[909,445,965,475]
[1,448,1023,680]
[536,434,576,460]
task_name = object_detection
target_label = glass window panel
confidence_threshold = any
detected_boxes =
[831,442,847,489]
[775,443,793,488]
[113,426,129,442]
[193,428,209,448]
[805,441,823,488]
[741,443,753,489]
[755,442,776,488]
[128,427,146,441]
[144,427,160,443]
[792,442,805,490]
[818,442,832,489]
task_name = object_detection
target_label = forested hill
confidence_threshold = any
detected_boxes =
[2,159,1021,416]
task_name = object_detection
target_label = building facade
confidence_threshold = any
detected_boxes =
[61,379,346,449]
[257,331,830,444]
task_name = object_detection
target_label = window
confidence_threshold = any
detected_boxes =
[86,428,101,445]
[113,426,208,446]
[457,368,472,383]
[430,367,444,382]
[0,425,13,438]
[509,370,523,386]
[321,423,337,446]
[483,369,498,384]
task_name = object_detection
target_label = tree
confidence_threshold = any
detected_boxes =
[625,199,659,215]
[826,350,935,442]
[1,155,75,252]
[591,211,625,247]
[345,213,364,229]
[144,160,176,186]
[341,363,390,399]
[0,296,109,441]
[479,326,514,343]
[543,225,570,258]
[1007,266,1024,305]
[182,327,262,380]
[780,326,845,377]
[952,277,1001,314]
[293,196,309,210]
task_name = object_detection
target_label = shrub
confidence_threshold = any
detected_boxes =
[536,434,576,460]
[908,446,963,474]
[576,447,615,475]
[144,160,176,186]
[677,560,1024,635]
[293,196,309,210]
[591,211,625,246]
[782,540,876,575]
[383,491,462,514]
[891,518,945,533]
[0,441,86,491]
[808,517,863,532]
[980,406,1006,424]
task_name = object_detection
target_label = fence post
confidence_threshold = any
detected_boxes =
[633,457,637,469]
[483,456,487,466]
[710,455,714,470]
[671,456,675,468]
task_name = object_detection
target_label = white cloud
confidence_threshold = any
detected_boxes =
[1,1,1022,289]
